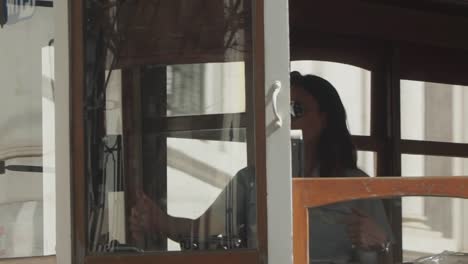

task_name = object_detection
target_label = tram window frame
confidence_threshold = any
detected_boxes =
[291,35,394,177]
[70,0,270,263]
[289,28,468,264]
[399,44,468,173]
[288,0,468,264]
[292,176,468,264]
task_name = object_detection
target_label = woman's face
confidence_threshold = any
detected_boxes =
[291,85,326,145]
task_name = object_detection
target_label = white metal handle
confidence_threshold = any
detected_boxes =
[272,80,282,128]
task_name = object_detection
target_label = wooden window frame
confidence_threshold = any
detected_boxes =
[292,176,468,264]
[70,1,269,264]
[289,39,468,264]
[289,1,468,264]
[399,44,468,161]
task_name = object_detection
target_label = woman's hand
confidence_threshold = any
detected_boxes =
[129,191,169,244]
[345,208,387,250]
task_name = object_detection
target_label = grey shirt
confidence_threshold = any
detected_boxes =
[308,168,392,263]
[206,167,392,263]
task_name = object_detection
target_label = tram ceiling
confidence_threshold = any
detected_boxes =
[289,0,468,51]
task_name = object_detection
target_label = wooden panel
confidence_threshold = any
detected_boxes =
[371,68,393,176]
[351,135,379,151]
[165,128,247,142]
[292,191,308,264]
[360,0,468,18]
[252,0,268,261]
[0,256,55,264]
[290,0,468,50]
[389,48,402,176]
[290,32,386,71]
[401,140,468,158]
[140,67,168,249]
[399,45,468,86]
[85,251,258,264]
[121,68,143,245]
[292,177,468,264]
[113,0,248,66]
[145,113,247,133]
[294,177,468,213]
[70,0,87,262]
[72,0,266,262]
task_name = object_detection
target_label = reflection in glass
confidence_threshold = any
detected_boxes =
[401,80,468,144]
[0,2,55,259]
[402,197,468,262]
[309,197,468,264]
[167,63,246,116]
[309,199,393,264]
[402,154,468,176]
[84,0,256,253]
[291,61,371,136]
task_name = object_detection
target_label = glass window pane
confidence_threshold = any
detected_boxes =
[402,154,468,176]
[291,61,371,136]
[402,197,468,262]
[308,198,394,263]
[401,79,468,144]
[167,63,245,116]
[84,1,256,253]
[357,151,375,177]
[0,2,55,259]
[166,130,249,251]
[308,197,468,264]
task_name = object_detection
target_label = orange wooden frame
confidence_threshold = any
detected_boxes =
[292,177,468,264]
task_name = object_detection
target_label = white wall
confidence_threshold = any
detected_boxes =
[0,5,55,259]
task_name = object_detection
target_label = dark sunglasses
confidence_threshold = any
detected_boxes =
[290,101,305,119]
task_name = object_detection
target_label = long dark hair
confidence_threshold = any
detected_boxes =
[291,71,357,176]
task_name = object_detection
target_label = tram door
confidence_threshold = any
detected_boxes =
[71,1,293,264]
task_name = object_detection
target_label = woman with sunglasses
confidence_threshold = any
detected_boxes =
[130,71,391,261]
[290,71,358,177]
[291,71,392,263]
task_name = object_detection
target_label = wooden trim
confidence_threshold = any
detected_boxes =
[72,0,266,263]
[371,67,393,177]
[70,0,86,263]
[116,54,242,69]
[140,67,169,249]
[384,48,403,261]
[292,177,468,264]
[252,0,268,262]
[166,128,247,142]
[293,190,308,264]
[290,32,386,71]
[400,45,468,86]
[401,139,468,158]
[145,113,247,133]
[370,47,402,177]
[293,177,468,208]
[360,0,468,18]
[290,0,468,50]
[0,256,56,264]
[85,251,258,264]
[370,71,386,139]
[389,47,402,176]
[293,177,468,222]
[351,135,379,151]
